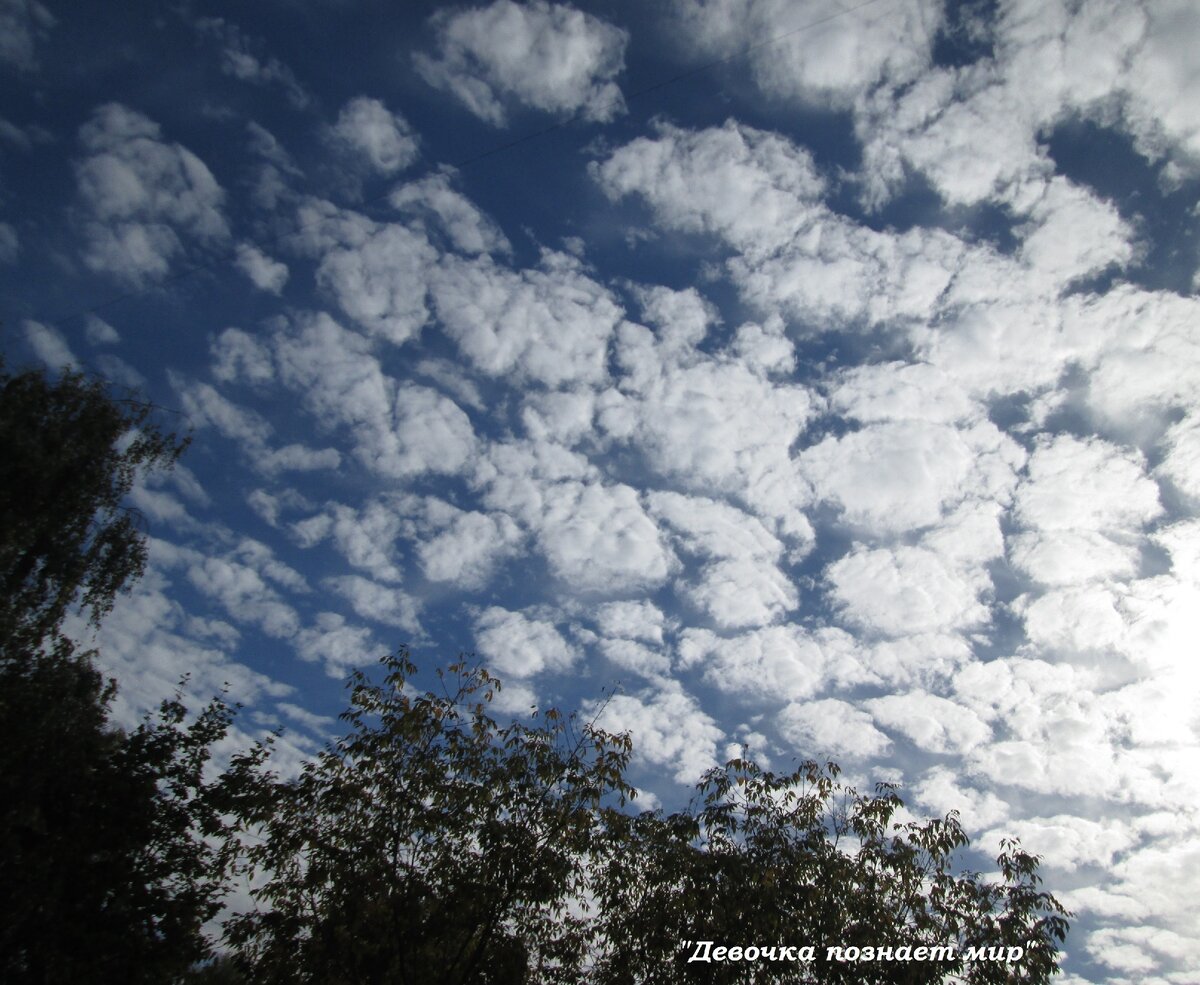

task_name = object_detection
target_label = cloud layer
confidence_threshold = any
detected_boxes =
[10,2,1200,980]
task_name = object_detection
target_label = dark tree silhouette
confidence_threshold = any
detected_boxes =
[224,654,634,985]
[0,360,247,985]
[224,654,1070,985]
[0,359,187,648]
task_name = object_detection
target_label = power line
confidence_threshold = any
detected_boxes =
[31,0,892,328]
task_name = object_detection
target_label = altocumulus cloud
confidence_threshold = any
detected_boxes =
[415,0,628,126]
[6,0,1200,979]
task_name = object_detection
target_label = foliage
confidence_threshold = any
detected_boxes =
[224,655,1070,985]
[224,652,635,985]
[0,359,241,984]
[590,758,1070,983]
[0,359,187,649]
[0,641,249,984]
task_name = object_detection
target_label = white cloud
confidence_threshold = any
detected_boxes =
[949,655,1200,807]
[196,16,310,108]
[595,120,977,329]
[164,545,302,640]
[415,358,487,413]
[173,377,336,477]
[0,116,36,150]
[294,612,379,677]
[474,436,597,519]
[296,200,436,345]
[1087,922,1200,978]
[1155,519,1200,584]
[912,766,1011,833]
[799,420,1024,537]
[854,0,1200,220]
[1015,434,1161,533]
[235,242,289,294]
[71,563,292,729]
[521,389,597,446]
[854,1,1148,208]
[0,222,17,263]
[210,328,275,385]
[858,67,1049,209]
[0,0,54,72]
[777,697,891,760]
[415,0,627,126]
[96,354,144,388]
[980,814,1136,874]
[588,685,723,784]
[173,376,273,448]
[276,702,336,734]
[473,605,579,679]
[257,443,341,474]
[912,297,1080,400]
[597,638,671,680]
[229,539,308,595]
[1118,0,1200,176]
[486,679,540,715]
[330,96,419,175]
[856,633,974,691]
[1009,530,1140,588]
[730,315,795,375]
[730,218,967,328]
[601,301,815,540]
[920,499,1007,571]
[126,485,193,530]
[74,104,228,285]
[429,249,621,387]
[389,384,479,477]
[84,315,120,346]
[829,361,980,426]
[244,121,301,210]
[273,312,477,478]
[529,479,676,593]
[681,557,798,629]
[594,600,666,645]
[648,491,797,628]
[678,624,864,701]
[321,499,406,583]
[864,691,992,755]
[325,575,422,634]
[23,319,78,369]
[594,120,825,257]
[1157,412,1200,504]
[1079,839,1200,975]
[1009,176,1134,286]
[391,171,510,255]
[1069,287,1200,432]
[827,545,990,638]
[413,502,523,588]
[647,490,783,561]
[673,0,942,107]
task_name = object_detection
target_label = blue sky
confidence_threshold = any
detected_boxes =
[4,0,1200,979]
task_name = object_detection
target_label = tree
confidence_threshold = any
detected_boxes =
[589,758,1070,983]
[0,658,249,984]
[224,653,635,985]
[223,654,1070,985]
[0,360,1071,984]
[0,359,245,984]
[0,359,187,648]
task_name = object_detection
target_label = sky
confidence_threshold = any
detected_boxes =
[3,0,1200,979]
